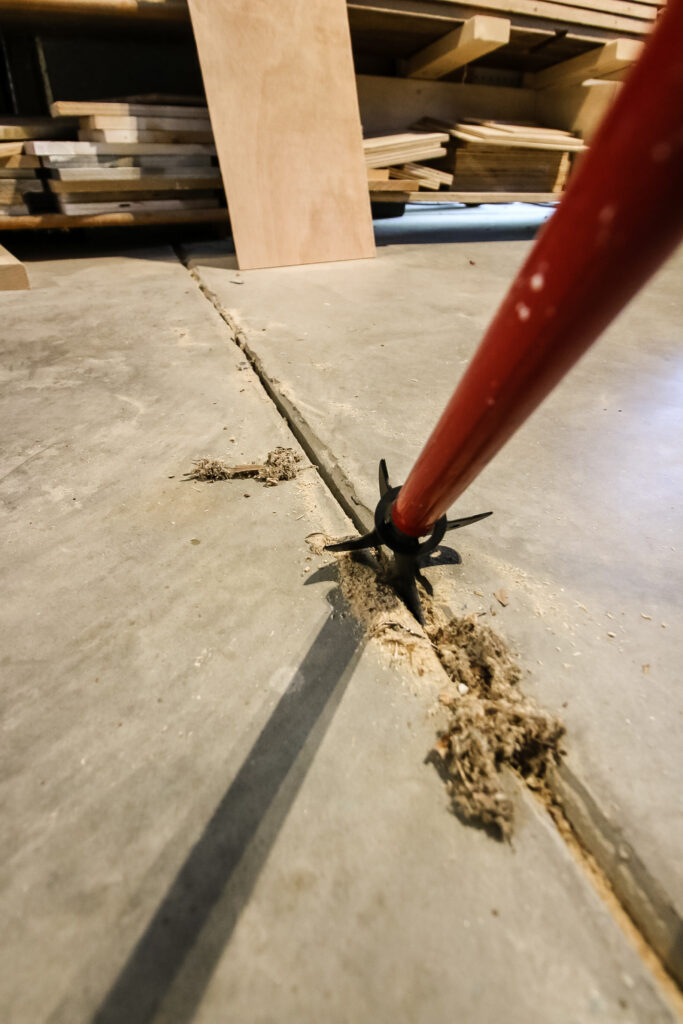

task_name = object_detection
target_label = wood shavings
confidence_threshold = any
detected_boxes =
[186,447,302,486]
[329,546,565,840]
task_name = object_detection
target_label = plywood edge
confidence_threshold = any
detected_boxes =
[0,243,30,288]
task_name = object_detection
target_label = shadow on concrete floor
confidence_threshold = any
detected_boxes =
[373,202,555,246]
[89,586,363,1024]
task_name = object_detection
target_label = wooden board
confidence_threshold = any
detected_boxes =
[364,131,450,166]
[78,129,214,143]
[26,141,216,156]
[48,176,222,193]
[0,243,29,289]
[397,0,652,34]
[48,166,222,181]
[0,169,38,179]
[367,167,391,179]
[367,178,421,190]
[0,154,40,168]
[0,180,44,201]
[186,0,374,270]
[41,154,214,168]
[369,190,559,203]
[51,101,209,118]
[56,197,221,215]
[0,209,228,230]
[81,115,212,131]
[402,15,511,79]
[56,189,221,202]
[0,117,77,140]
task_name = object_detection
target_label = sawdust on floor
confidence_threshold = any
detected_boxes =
[188,447,302,486]
[329,547,565,839]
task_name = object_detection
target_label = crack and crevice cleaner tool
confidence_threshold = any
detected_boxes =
[327,0,683,623]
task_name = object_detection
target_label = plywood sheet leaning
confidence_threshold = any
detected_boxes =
[186,0,375,270]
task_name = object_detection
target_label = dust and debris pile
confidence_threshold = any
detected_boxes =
[261,446,301,483]
[188,447,302,486]
[428,615,565,839]
[189,457,233,481]
[331,548,565,839]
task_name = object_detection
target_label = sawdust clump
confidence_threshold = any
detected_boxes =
[261,446,301,482]
[189,457,233,481]
[331,548,565,839]
[428,615,564,839]
[188,447,302,486]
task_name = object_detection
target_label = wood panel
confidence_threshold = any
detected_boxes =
[187,0,374,270]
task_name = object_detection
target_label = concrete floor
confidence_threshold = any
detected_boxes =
[1,235,681,1023]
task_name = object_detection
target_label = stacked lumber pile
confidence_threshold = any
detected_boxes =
[32,100,223,215]
[416,118,585,195]
[0,144,44,217]
[364,130,453,193]
[0,117,76,216]
[363,131,448,168]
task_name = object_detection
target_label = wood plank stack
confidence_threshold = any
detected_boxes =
[363,131,449,168]
[415,117,585,194]
[33,100,223,215]
[0,144,44,216]
[0,117,76,216]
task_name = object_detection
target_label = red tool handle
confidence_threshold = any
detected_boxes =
[392,0,683,538]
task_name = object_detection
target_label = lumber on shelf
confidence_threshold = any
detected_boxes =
[50,101,209,118]
[402,15,511,80]
[0,243,29,289]
[526,38,643,89]
[0,208,228,229]
[368,178,421,191]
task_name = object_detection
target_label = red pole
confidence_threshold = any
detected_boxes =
[391,0,683,539]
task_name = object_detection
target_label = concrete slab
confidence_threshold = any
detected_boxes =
[184,238,683,983]
[0,247,678,1023]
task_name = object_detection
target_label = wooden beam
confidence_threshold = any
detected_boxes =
[0,244,29,289]
[526,38,643,89]
[402,14,510,79]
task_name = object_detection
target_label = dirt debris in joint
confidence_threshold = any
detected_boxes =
[328,546,565,840]
[188,447,302,486]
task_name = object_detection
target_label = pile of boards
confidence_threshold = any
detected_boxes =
[363,131,455,193]
[415,118,586,194]
[30,100,223,216]
[0,117,76,216]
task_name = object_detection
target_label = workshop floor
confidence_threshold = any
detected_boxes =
[1,229,681,1023]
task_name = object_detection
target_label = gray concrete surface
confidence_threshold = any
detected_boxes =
[0,246,679,1023]
[184,237,683,984]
